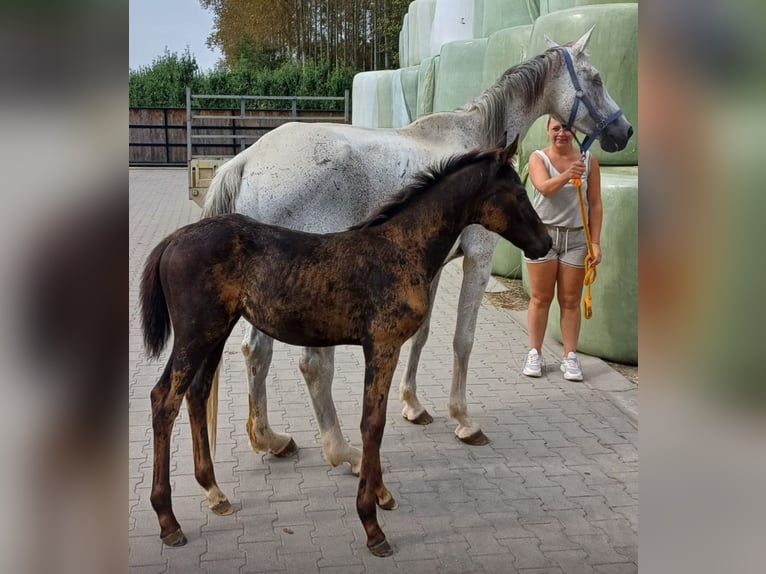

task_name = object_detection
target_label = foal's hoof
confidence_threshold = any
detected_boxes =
[405,410,433,425]
[457,429,490,446]
[161,528,187,547]
[210,499,234,516]
[368,538,393,557]
[273,437,298,458]
[377,493,398,511]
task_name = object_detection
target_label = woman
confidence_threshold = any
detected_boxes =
[522,116,602,381]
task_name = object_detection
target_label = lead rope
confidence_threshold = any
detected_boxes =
[571,159,596,319]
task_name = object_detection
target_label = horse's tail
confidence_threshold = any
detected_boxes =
[206,365,220,460]
[139,233,175,359]
[200,154,248,458]
[201,152,248,218]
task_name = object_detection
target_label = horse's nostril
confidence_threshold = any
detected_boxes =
[627,126,634,139]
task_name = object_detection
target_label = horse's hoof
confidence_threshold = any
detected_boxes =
[273,437,298,458]
[406,410,433,425]
[210,499,234,516]
[368,538,393,557]
[457,429,490,446]
[377,494,398,511]
[161,528,187,547]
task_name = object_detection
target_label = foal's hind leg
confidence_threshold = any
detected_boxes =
[186,339,234,516]
[448,227,497,446]
[399,268,442,425]
[150,347,207,547]
[243,325,297,456]
[300,347,362,475]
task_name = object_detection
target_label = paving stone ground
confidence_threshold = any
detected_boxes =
[129,168,638,574]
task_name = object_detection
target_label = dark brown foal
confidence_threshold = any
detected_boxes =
[140,139,551,556]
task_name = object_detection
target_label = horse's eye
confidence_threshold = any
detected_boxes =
[592,75,603,87]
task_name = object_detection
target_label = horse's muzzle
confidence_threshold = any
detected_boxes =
[599,121,633,153]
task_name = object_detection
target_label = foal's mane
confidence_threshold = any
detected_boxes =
[349,147,499,230]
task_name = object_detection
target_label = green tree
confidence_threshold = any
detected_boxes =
[129,48,199,107]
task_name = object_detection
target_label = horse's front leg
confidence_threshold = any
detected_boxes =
[243,326,297,456]
[449,227,498,446]
[299,347,362,475]
[399,268,442,425]
[186,340,234,517]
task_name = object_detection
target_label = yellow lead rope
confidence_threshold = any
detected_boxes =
[571,175,596,319]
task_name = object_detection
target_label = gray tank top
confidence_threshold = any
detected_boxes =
[531,149,590,228]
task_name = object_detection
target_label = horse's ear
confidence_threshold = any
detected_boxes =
[501,135,520,166]
[544,34,559,49]
[571,25,595,55]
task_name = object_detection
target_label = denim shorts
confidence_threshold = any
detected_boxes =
[523,225,588,268]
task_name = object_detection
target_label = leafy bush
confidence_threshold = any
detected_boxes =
[129,48,353,112]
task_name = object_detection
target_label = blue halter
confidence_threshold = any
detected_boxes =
[559,48,624,154]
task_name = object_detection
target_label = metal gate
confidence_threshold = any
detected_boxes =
[186,88,350,207]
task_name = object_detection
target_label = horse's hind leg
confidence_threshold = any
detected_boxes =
[300,347,362,475]
[449,228,496,446]
[399,268,442,426]
[186,338,234,516]
[150,349,203,547]
[243,326,297,456]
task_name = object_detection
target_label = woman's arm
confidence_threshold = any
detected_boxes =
[528,152,585,197]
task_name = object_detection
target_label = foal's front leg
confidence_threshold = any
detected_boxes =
[357,343,400,557]
[243,326,297,456]
[300,347,362,474]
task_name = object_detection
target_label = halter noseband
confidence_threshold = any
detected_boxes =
[559,48,624,154]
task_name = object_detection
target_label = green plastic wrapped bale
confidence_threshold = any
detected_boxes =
[400,14,410,68]
[492,238,523,278]
[483,25,533,89]
[521,166,638,363]
[351,70,396,128]
[432,38,488,112]
[400,65,420,124]
[472,0,485,39]
[480,0,534,38]
[539,0,577,15]
[374,70,395,128]
[540,0,636,16]
[525,4,638,166]
[408,0,436,67]
[351,71,379,127]
[416,55,439,117]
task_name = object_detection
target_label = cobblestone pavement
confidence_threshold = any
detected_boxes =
[129,168,638,574]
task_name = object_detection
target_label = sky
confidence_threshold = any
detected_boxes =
[129,0,223,72]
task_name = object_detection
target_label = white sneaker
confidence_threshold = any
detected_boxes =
[560,352,583,381]
[523,348,543,377]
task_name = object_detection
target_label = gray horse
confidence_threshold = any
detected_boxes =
[202,28,633,472]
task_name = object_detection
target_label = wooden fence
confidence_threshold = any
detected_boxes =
[130,104,348,166]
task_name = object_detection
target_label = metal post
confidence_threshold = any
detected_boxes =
[186,86,192,165]
[240,97,246,152]
[344,89,350,123]
[291,97,297,119]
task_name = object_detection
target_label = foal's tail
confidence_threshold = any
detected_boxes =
[201,152,248,218]
[139,234,174,359]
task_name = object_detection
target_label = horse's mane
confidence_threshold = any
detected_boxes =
[349,147,498,231]
[465,46,563,145]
